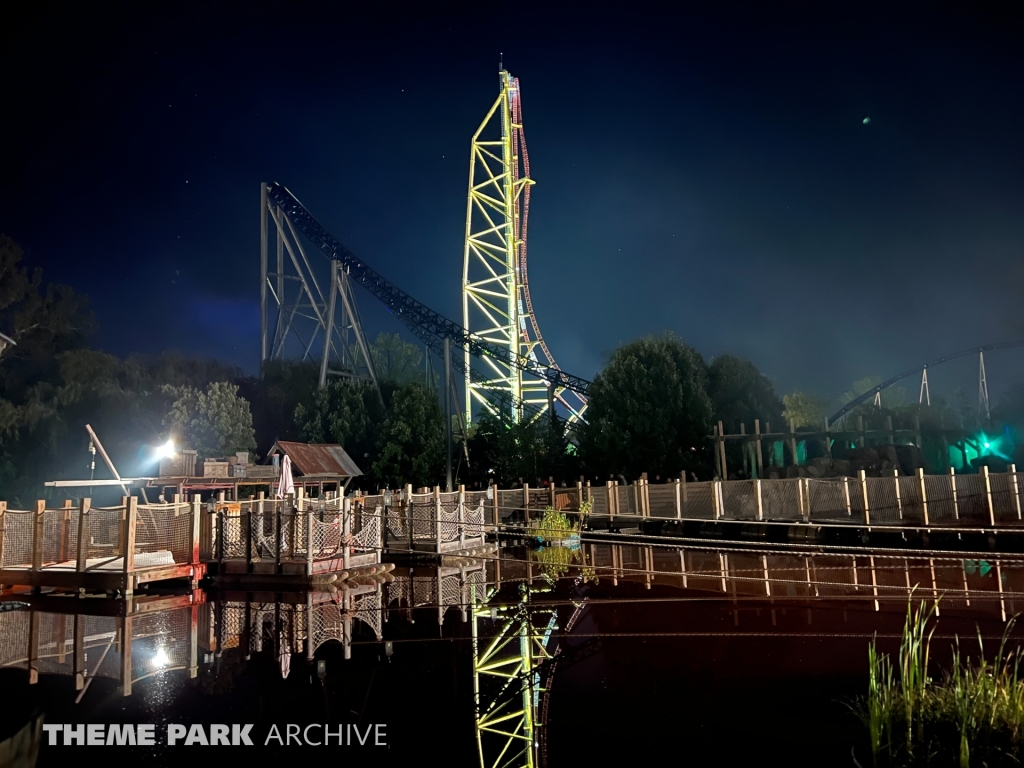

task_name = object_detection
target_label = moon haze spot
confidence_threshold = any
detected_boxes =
[863,117,871,124]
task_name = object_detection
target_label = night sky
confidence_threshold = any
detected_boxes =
[3,2,1023,407]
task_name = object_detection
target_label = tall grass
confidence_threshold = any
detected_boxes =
[862,598,1024,766]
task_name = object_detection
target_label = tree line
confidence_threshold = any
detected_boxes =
[3,234,1024,504]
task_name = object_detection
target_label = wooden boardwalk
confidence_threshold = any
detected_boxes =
[0,497,205,594]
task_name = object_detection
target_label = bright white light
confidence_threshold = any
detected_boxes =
[156,440,175,459]
[152,647,169,668]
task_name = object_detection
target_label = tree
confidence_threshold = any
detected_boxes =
[576,333,712,480]
[0,235,95,403]
[707,355,785,433]
[237,360,320,456]
[163,381,256,458]
[370,382,445,489]
[370,332,423,385]
[782,392,829,428]
[463,399,579,486]
[294,378,385,471]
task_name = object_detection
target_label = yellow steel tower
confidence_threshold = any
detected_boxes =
[462,68,588,425]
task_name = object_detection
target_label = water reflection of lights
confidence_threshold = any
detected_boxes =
[152,647,170,669]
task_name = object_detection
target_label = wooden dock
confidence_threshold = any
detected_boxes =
[383,485,489,554]
[203,492,381,587]
[0,497,205,594]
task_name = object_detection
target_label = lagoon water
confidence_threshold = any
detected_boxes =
[1,543,1019,767]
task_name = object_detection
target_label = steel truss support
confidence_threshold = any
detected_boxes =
[260,183,378,388]
[472,584,558,768]
[462,68,588,425]
[979,351,991,425]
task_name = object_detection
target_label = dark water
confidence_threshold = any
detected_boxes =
[1,543,1021,767]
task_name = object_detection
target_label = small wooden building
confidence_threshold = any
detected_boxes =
[266,440,363,496]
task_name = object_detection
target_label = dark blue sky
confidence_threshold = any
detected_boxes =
[3,2,1023,407]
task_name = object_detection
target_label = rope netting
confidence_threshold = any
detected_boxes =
[134,503,191,565]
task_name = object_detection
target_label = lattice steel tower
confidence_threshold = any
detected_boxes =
[462,67,588,425]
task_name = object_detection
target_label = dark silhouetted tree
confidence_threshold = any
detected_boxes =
[577,333,712,480]
[370,382,445,489]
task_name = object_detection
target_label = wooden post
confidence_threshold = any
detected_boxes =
[754,419,764,479]
[789,420,798,468]
[0,501,6,571]
[860,470,871,526]
[918,468,930,527]
[740,424,748,477]
[640,473,650,518]
[755,479,763,521]
[189,604,199,679]
[800,478,810,523]
[59,499,72,564]
[253,491,264,568]
[997,560,1007,623]
[575,480,584,512]
[674,476,682,519]
[713,479,722,520]
[341,496,352,569]
[549,478,556,509]
[274,496,282,571]
[28,611,39,684]
[1011,464,1022,520]
[122,496,137,593]
[983,465,996,527]
[823,417,832,461]
[435,486,442,554]
[406,484,415,550]
[73,614,85,690]
[305,501,313,576]
[950,468,960,521]
[31,500,44,572]
[893,469,903,521]
[842,477,852,517]
[76,499,90,573]
[120,615,133,696]
[607,481,615,523]
[712,424,721,478]
[490,483,499,528]
[718,420,728,479]
[857,415,865,449]
[886,416,895,446]
[522,482,530,527]
[459,484,466,548]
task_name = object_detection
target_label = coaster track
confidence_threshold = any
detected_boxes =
[264,182,591,405]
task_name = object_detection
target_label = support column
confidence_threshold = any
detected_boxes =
[260,182,268,364]
[445,337,453,493]
[318,259,339,388]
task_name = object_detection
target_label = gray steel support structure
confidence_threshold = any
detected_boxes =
[259,182,378,389]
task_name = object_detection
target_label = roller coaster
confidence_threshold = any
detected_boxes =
[260,66,588,426]
[258,63,1024,441]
